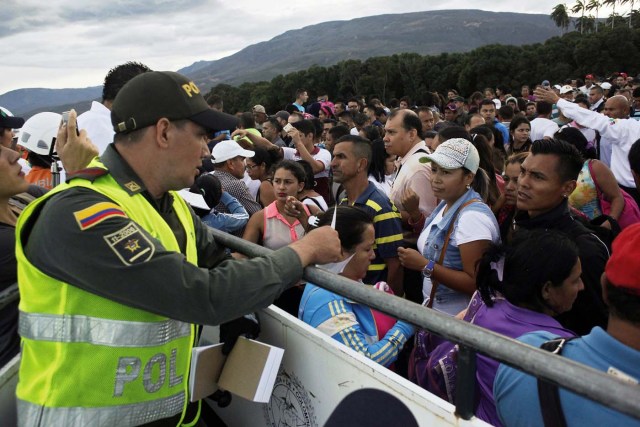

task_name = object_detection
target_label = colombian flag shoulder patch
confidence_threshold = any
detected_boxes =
[73,202,127,230]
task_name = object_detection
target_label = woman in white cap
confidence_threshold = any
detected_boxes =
[398,138,500,315]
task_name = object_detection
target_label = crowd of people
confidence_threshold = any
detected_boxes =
[1,63,640,426]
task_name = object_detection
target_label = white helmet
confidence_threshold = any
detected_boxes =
[17,112,61,156]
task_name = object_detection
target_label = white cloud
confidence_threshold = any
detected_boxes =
[0,0,622,95]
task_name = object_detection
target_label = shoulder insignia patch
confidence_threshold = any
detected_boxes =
[124,181,142,192]
[74,202,127,230]
[103,222,154,266]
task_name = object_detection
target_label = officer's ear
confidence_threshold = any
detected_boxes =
[155,118,172,148]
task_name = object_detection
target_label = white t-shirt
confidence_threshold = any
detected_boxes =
[243,173,260,199]
[417,208,500,300]
[530,117,559,141]
[368,174,393,197]
[282,146,331,178]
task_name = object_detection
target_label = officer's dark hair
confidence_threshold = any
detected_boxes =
[605,279,640,325]
[629,138,640,175]
[334,134,372,165]
[477,229,579,311]
[416,106,434,115]
[536,101,553,116]
[323,118,337,126]
[295,88,307,98]
[103,62,151,102]
[317,206,373,253]
[291,119,316,138]
[388,109,422,135]
[530,138,583,182]
[438,125,470,143]
[590,85,604,95]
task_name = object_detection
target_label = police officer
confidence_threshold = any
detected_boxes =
[15,71,341,427]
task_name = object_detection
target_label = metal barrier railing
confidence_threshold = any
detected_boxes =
[4,229,639,420]
[209,227,640,421]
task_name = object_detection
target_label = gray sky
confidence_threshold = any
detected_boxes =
[1,0,619,95]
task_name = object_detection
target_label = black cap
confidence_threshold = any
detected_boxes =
[111,71,238,134]
[0,109,25,129]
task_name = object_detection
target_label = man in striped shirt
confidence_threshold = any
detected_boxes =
[331,135,404,294]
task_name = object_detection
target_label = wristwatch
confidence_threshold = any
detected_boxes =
[421,259,436,278]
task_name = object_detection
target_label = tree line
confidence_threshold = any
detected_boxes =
[206,26,640,114]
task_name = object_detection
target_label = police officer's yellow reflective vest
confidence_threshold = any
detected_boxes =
[15,159,200,427]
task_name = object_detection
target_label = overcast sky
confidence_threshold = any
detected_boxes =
[1,0,619,95]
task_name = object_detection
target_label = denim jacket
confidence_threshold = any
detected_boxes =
[420,189,498,309]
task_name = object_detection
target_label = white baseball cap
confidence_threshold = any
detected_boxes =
[425,138,480,174]
[560,85,575,95]
[211,140,255,164]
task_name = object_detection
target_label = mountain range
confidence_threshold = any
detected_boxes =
[1,9,561,117]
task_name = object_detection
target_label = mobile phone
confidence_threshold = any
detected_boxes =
[61,110,80,136]
[283,123,294,133]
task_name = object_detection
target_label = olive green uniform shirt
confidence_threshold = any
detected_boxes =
[22,144,303,326]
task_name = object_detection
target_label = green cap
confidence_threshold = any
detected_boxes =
[111,71,238,134]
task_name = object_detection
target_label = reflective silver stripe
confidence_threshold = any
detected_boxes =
[19,311,191,348]
[17,392,185,427]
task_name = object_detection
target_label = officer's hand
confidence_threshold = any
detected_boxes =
[219,313,260,356]
[290,226,341,266]
[56,109,99,173]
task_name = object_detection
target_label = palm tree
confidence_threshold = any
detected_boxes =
[630,8,640,27]
[603,0,619,28]
[620,0,635,28]
[572,0,589,33]
[551,3,571,34]
[575,14,596,32]
[587,0,602,32]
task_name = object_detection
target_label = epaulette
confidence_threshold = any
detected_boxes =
[66,167,109,183]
